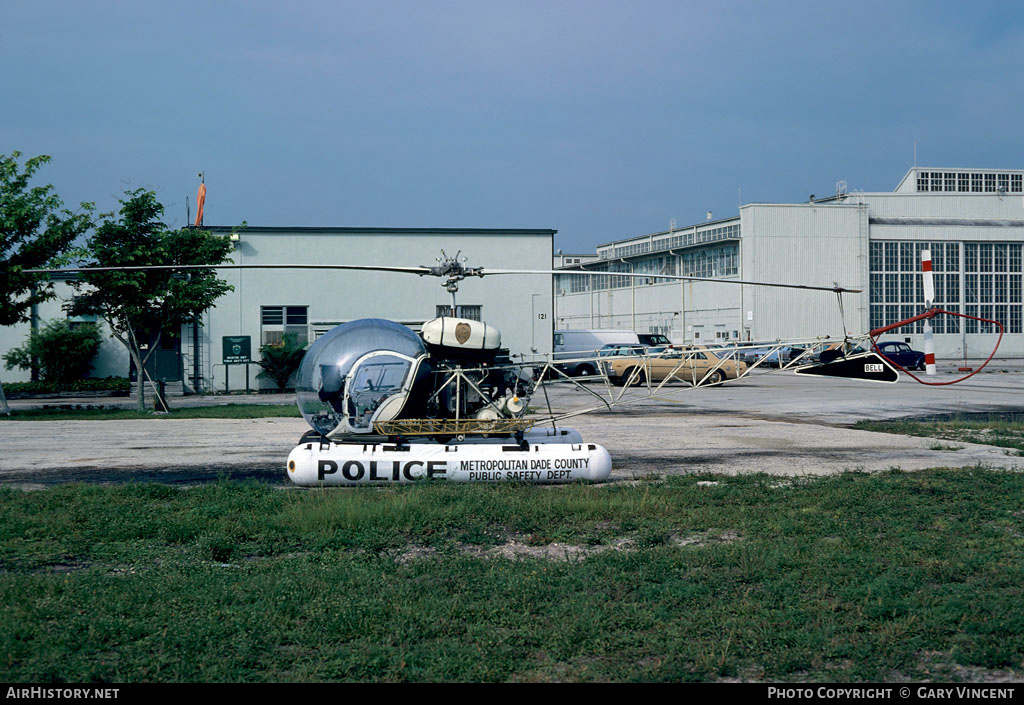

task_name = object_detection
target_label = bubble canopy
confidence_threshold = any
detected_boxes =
[295,318,427,435]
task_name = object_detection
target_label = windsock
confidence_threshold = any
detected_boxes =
[194,182,206,227]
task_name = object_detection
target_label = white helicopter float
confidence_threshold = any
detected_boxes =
[32,249,1003,487]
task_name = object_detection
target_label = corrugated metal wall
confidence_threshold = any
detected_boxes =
[741,204,867,341]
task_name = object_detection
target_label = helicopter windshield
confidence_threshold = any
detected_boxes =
[295,318,427,436]
[346,355,413,431]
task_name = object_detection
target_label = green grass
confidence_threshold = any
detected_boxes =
[855,414,1024,455]
[0,404,301,421]
[2,470,1024,682]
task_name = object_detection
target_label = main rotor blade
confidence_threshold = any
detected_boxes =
[482,268,862,294]
[26,262,861,294]
[25,263,433,275]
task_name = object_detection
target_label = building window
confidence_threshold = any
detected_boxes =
[871,241,978,334]
[963,243,1022,333]
[261,305,308,346]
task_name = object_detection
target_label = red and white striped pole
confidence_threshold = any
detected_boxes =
[921,249,936,376]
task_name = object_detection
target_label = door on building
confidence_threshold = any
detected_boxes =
[129,331,183,384]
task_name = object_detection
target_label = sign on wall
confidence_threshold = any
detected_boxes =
[222,336,251,364]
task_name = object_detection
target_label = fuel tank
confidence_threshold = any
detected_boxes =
[420,316,501,352]
[287,436,612,486]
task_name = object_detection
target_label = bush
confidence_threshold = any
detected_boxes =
[3,319,102,386]
[256,333,306,391]
[3,377,129,395]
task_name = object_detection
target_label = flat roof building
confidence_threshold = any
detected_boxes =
[555,167,1024,359]
[1,226,556,393]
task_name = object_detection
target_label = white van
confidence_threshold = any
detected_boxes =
[553,329,641,376]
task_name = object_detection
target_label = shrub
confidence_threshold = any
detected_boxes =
[256,333,306,391]
[3,319,102,386]
[3,377,129,395]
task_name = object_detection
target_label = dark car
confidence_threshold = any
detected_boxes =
[637,333,672,346]
[818,342,925,370]
[876,341,926,370]
[818,345,866,364]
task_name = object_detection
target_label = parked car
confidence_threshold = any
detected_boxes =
[735,342,778,366]
[604,346,747,386]
[876,341,926,370]
[818,345,866,364]
[637,333,672,346]
[818,342,925,370]
[762,346,808,367]
[597,343,648,358]
[553,329,641,376]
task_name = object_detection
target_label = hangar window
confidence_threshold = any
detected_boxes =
[958,173,970,191]
[869,274,883,303]
[884,276,899,304]
[870,242,883,271]
[1013,175,1023,193]
[995,244,1008,272]
[900,243,916,271]
[261,306,308,346]
[971,173,984,192]
[884,242,898,271]
[985,173,997,192]
[995,274,1008,303]
[917,172,930,191]
[978,244,993,272]
[944,173,956,191]
[999,174,1009,193]
[872,241,973,334]
[964,245,978,272]
[963,243,1023,333]
[1008,307,1022,333]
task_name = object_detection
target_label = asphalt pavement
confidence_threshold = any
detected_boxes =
[1,363,1022,487]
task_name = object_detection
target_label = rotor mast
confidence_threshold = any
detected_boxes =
[423,250,484,316]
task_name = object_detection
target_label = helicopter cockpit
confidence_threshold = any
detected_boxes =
[295,318,431,437]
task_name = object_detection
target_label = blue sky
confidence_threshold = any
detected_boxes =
[3,0,1023,253]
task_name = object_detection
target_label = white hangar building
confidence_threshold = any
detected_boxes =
[554,167,1024,359]
[1,227,556,393]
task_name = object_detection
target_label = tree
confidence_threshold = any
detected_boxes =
[68,189,234,412]
[256,333,306,391]
[3,319,102,387]
[0,152,94,414]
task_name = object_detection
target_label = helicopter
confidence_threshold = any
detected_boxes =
[28,248,1004,487]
